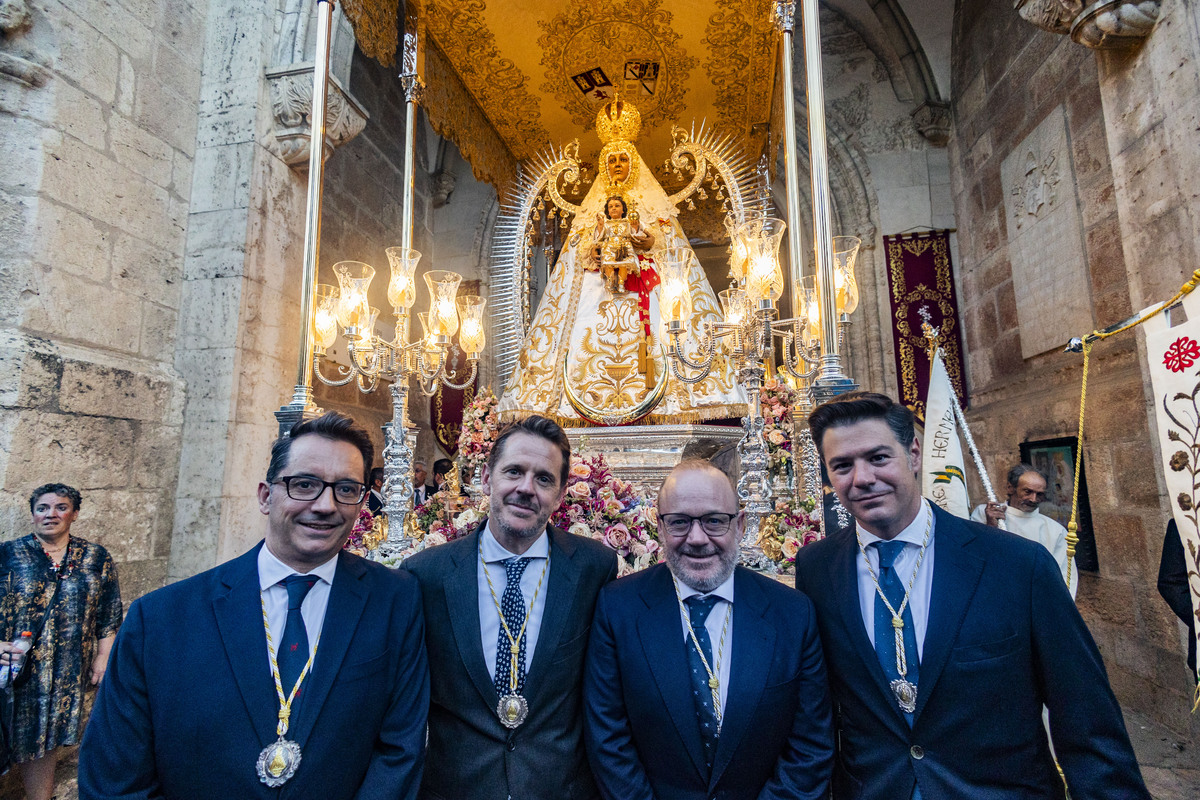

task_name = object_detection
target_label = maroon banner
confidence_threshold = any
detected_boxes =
[431,350,477,456]
[883,229,967,421]
[430,279,482,456]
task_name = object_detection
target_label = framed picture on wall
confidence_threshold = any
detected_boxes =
[1019,437,1099,573]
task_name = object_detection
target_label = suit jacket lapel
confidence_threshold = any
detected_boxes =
[446,527,500,710]
[212,544,277,748]
[709,569,774,789]
[638,565,709,781]
[523,527,579,704]
[292,552,369,745]
[913,509,984,723]
[830,531,905,726]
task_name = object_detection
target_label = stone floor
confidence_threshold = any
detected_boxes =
[0,710,1196,798]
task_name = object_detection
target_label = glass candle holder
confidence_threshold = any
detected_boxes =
[313,284,339,351]
[457,295,487,356]
[385,247,420,311]
[424,270,463,337]
[333,261,375,338]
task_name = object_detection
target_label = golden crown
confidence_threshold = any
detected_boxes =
[595,95,641,144]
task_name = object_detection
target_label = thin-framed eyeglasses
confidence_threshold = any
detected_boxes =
[658,512,737,537]
[274,476,367,505]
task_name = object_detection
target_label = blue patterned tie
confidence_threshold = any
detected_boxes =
[872,540,920,727]
[494,557,532,693]
[684,595,721,772]
[278,574,317,695]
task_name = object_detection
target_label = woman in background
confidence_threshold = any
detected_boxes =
[1,483,122,800]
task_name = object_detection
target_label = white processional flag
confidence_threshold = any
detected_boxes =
[922,348,971,518]
[1142,293,1200,697]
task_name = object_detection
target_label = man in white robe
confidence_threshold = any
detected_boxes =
[972,464,1078,598]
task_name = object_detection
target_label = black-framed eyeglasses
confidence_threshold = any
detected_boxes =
[658,512,737,537]
[274,476,367,505]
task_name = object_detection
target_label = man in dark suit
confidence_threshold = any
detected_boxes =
[79,413,429,799]
[367,466,386,516]
[793,392,1148,799]
[585,459,833,799]
[413,460,437,506]
[403,414,618,800]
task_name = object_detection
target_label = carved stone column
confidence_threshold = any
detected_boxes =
[1015,0,1161,49]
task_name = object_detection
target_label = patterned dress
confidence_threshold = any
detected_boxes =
[0,534,122,761]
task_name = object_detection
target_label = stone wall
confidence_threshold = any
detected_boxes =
[0,0,205,595]
[949,1,1198,738]
[1093,1,1200,736]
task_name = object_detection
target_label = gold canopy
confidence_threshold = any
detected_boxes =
[342,0,781,190]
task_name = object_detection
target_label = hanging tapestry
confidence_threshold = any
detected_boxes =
[430,280,482,456]
[1143,293,1200,694]
[883,229,967,421]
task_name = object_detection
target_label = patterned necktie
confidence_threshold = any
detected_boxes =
[871,540,920,726]
[684,594,721,772]
[278,574,318,695]
[494,557,532,694]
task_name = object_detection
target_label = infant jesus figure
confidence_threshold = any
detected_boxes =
[592,195,653,294]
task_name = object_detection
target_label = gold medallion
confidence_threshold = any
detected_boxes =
[890,678,918,714]
[497,693,529,729]
[256,736,302,787]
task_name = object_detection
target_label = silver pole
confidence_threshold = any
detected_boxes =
[776,2,805,322]
[276,0,334,431]
[799,0,856,401]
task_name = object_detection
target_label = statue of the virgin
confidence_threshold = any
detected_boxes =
[497,98,745,425]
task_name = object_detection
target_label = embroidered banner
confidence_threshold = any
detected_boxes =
[922,348,971,518]
[430,280,482,456]
[1142,294,1200,693]
[883,230,967,421]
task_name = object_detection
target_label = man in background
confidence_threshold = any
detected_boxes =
[413,460,436,505]
[971,463,1077,597]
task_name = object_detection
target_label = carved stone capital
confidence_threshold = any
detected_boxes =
[265,64,369,170]
[1014,0,1160,49]
[1071,1,1161,48]
[912,101,951,147]
[431,171,457,208]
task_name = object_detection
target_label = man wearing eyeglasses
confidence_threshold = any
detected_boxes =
[80,412,430,800]
[584,459,834,799]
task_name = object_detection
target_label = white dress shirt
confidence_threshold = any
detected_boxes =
[970,503,1078,598]
[856,499,936,658]
[478,523,551,680]
[675,571,735,720]
[258,544,338,673]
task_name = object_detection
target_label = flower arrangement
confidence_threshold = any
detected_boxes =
[344,509,376,555]
[458,387,501,483]
[549,454,662,575]
[760,377,797,476]
[756,495,821,572]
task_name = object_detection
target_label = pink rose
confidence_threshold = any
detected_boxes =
[568,482,591,499]
[570,461,592,479]
[604,523,630,550]
[767,429,786,445]
[782,537,801,559]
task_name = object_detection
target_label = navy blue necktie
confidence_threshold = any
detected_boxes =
[278,574,317,695]
[684,594,721,772]
[494,557,532,693]
[872,540,920,725]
